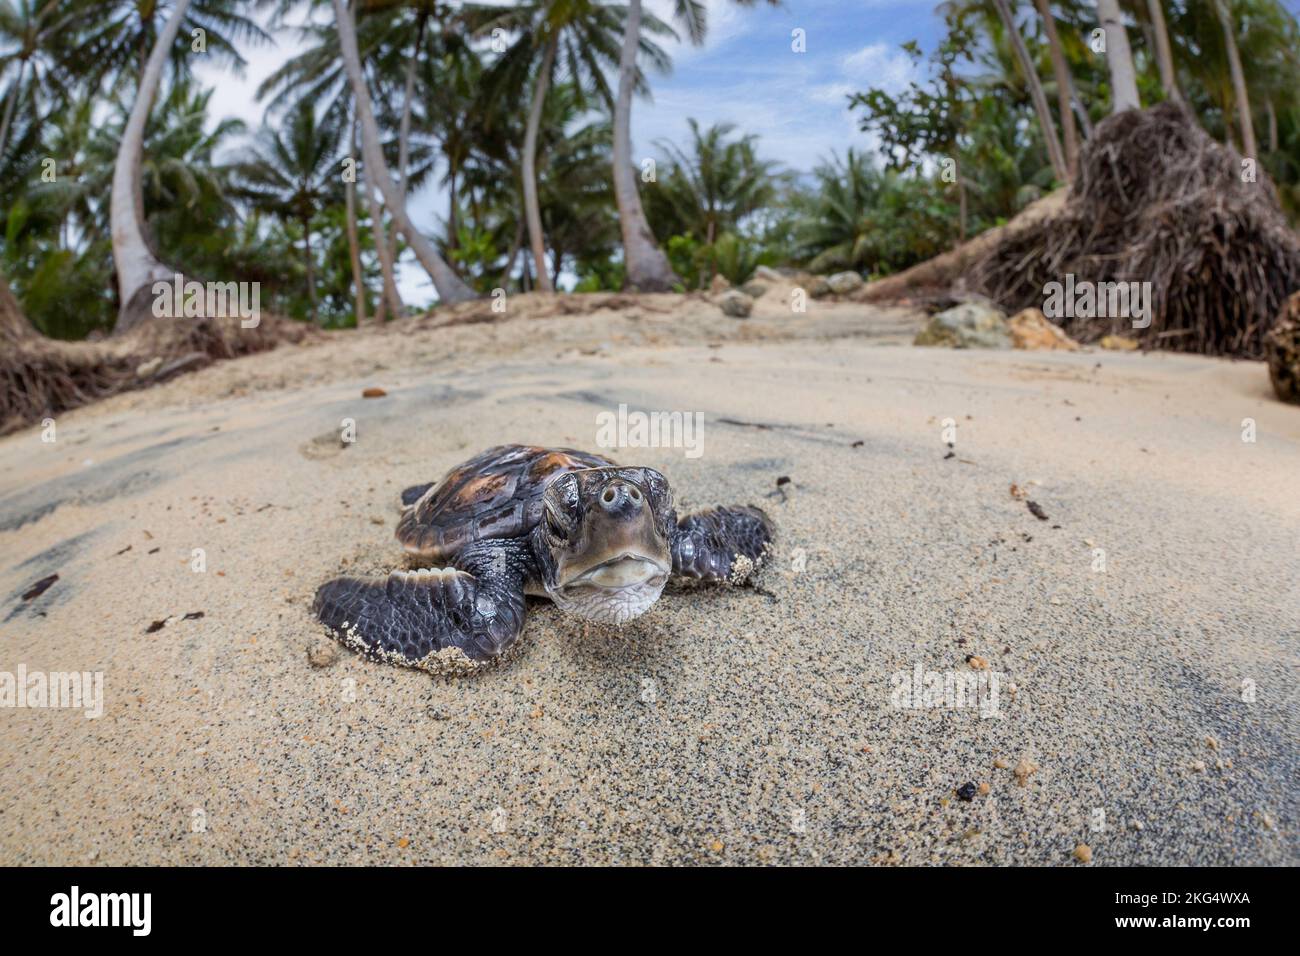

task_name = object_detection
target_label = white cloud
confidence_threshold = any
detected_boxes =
[839,42,917,94]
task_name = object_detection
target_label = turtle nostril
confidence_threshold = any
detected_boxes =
[599,480,643,513]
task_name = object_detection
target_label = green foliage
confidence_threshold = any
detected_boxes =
[2,0,1298,336]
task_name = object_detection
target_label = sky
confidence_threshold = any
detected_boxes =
[195,0,949,302]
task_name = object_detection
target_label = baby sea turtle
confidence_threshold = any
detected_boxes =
[313,444,774,670]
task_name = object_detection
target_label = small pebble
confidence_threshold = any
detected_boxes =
[956,782,978,802]
[1073,844,1093,864]
[1013,757,1039,787]
[308,639,339,668]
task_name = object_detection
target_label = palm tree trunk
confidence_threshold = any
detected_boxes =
[1068,71,1093,138]
[111,0,192,334]
[1216,0,1256,158]
[1033,0,1078,178]
[1096,0,1141,113]
[447,162,459,248]
[332,0,476,303]
[345,117,368,326]
[522,35,557,294]
[0,59,27,159]
[362,161,404,320]
[1,272,38,344]
[302,216,319,325]
[501,217,524,288]
[992,0,1069,183]
[1146,0,1181,102]
[398,11,426,207]
[612,0,677,292]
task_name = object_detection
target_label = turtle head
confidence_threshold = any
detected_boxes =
[534,466,674,625]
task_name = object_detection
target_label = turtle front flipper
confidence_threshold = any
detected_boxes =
[313,540,534,669]
[670,506,774,584]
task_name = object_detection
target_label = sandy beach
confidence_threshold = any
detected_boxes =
[1,292,1296,865]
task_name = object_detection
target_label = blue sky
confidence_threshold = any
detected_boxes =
[199,0,947,301]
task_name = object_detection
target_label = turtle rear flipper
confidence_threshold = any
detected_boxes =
[671,506,774,583]
[399,482,434,508]
[313,540,533,668]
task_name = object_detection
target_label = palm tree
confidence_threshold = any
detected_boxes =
[235,99,344,325]
[93,0,270,332]
[795,150,882,274]
[991,0,1068,181]
[648,119,779,248]
[256,13,406,320]
[342,109,366,324]
[613,0,694,291]
[331,0,475,303]
[0,0,83,157]
[108,0,192,332]
[1096,0,1141,112]
[470,0,662,294]
[411,29,485,253]
[1032,0,1079,175]
[612,0,776,291]
[1215,0,1256,156]
[1145,0,1182,101]
[539,96,617,287]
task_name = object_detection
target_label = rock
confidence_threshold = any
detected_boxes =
[1099,334,1139,351]
[752,265,786,283]
[1008,308,1079,350]
[1265,292,1300,404]
[307,638,339,668]
[362,386,387,398]
[135,357,163,379]
[717,290,753,319]
[708,274,730,295]
[800,277,832,299]
[740,281,768,299]
[826,271,864,295]
[914,302,1011,349]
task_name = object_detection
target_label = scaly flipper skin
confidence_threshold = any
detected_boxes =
[313,539,536,667]
[671,506,774,582]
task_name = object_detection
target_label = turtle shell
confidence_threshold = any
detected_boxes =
[395,444,616,561]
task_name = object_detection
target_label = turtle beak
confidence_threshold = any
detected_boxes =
[555,478,670,589]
